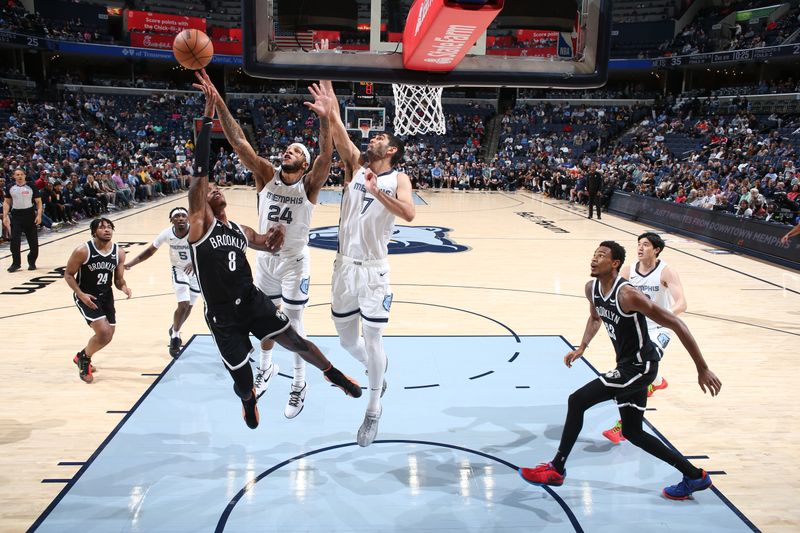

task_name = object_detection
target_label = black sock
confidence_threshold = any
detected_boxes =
[551,452,567,475]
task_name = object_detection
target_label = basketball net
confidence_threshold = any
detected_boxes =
[359,123,371,139]
[391,83,446,136]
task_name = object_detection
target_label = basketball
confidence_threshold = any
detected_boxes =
[172,29,214,70]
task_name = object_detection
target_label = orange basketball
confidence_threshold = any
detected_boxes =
[172,29,214,70]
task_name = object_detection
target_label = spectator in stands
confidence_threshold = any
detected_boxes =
[735,199,753,218]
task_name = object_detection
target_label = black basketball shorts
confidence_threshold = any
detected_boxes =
[598,360,659,411]
[74,291,116,326]
[205,286,291,370]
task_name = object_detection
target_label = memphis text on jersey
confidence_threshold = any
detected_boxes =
[264,190,304,205]
[209,231,247,253]
[353,181,393,197]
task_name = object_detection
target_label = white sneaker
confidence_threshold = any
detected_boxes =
[254,363,279,399]
[357,406,382,447]
[284,382,307,419]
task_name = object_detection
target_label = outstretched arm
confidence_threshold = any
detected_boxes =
[193,69,274,190]
[324,82,361,181]
[241,223,285,253]
[187,76,216,243]
[781,222,800,244]
[124,244,158,269]
[619,285,721,396]
[564,281,603,367]
[303,81,334,203]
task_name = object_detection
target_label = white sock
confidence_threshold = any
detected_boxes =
[172,329,180,338]
[364,326,386,416]
[335,319,369,367]
[260,349,273,370]
[284,307,307,387]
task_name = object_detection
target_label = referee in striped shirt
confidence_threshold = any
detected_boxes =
[3,169,43,272]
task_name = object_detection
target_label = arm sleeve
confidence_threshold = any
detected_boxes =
[194,117,213,178]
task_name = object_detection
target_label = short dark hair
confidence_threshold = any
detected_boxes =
[90,217,115,236]
[385,132,405,166]
[599,240,626,268]
[638,231,665,256]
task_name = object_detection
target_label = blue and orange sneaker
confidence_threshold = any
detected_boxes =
[519,463,565,486]
[663,470,712,500]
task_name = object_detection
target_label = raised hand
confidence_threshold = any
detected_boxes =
[192,69,217,117]
[304,82,334,118]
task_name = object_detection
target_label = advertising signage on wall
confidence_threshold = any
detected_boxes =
[126,10,206,33]
[652,43,800,68]
[610,192,800,270]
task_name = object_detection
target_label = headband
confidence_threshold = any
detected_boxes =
[169,207,189,219]
[289,143,312,165]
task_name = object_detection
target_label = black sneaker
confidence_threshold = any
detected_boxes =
[73,354,97,374]
[324,366,362,398]
[74,352,94,383]
[7,264,21,273]
[239,386,260,429]
[168,327,181,357]
[27,264,36,271]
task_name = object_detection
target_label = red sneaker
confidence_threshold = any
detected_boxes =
[648,377,669,398]
[602,420,626,444]
[519,462,565,486]
[73,355,97,374]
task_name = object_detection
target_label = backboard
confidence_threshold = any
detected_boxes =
[243,0,611,89]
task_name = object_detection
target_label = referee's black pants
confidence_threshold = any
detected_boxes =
[10,208,39,267]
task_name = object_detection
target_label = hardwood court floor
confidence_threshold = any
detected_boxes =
[1,188,797,531]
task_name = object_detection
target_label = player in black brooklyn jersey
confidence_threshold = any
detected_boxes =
[64,217,132,383]
[520,241,722,500]
[187,80,361,430]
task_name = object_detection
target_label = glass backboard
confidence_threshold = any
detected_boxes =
[243,0,611,88]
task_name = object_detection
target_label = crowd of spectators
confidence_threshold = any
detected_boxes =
[3,78,800,246]
[657,1,800,58]
[0,92,199,243]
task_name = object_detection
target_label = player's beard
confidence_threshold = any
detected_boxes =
[282,160,303,173]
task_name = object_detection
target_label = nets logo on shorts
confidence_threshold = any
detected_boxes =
[308,225,469,254]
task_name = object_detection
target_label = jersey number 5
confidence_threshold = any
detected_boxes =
[267,205,293,224]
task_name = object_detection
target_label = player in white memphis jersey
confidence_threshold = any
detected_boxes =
[602,231,687,443]
[194,70,334,418]
[325,82,416,447]
[125,207,200,357]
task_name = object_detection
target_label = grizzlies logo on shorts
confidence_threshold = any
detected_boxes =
[300,277,309,295]
[657,332,670,349]
[383,294,393,312]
